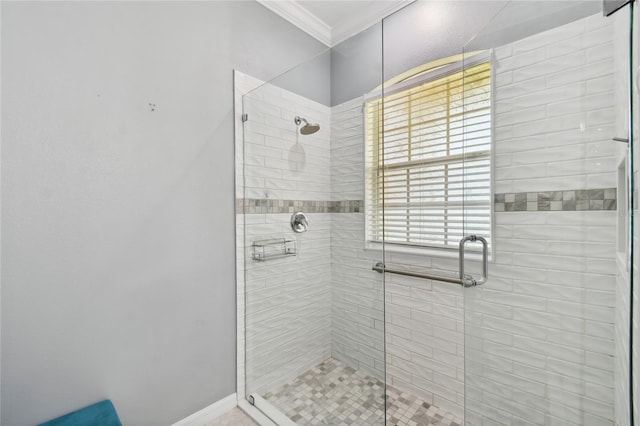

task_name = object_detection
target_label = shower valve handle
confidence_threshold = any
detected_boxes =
[291,212,308,233]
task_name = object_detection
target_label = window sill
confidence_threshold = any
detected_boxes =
[364,241,487,263]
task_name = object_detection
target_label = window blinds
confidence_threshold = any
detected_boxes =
[365,61,491,251]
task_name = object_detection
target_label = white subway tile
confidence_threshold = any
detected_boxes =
[586,172,617,188]
[513,280,584,302]
[496,77,546,101]
[547,92,613,118]
[587,107,615,126]
[513,335,584,364]
[587,42,614,63]
[513,308,584,331]
[547,299,613,322]
[513,18,584,55]
[512,52,585,84]
[497,47,546,72]
[547,328,614,355]
[587,75,615,95]
[510,145,585,166]
[545,35,584,60]
[498,105,546,126]
[481,289,547,312]
[495,44,513,60]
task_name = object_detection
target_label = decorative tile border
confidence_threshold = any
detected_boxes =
[495,188,617,212]
[236,198,362,214]
[238,189,617,214]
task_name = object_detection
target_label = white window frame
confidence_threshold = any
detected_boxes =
[364,51,494,258]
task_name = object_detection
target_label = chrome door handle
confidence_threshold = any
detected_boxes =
[459,235,488,287]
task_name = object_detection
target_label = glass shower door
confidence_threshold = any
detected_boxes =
[238,46,387,425]
[462,1,634,424]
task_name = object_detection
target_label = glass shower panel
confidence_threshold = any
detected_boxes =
[463,1,632,424]
[239,45,386,425]
[630,1,638,422]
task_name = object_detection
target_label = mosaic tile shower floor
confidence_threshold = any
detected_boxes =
[263,358,461,426]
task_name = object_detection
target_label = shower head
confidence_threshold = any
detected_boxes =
[294,116,320,135]
[300,122,320,135]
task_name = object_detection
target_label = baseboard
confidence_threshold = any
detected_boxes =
[171,393,237,426]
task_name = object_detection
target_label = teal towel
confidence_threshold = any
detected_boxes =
[38,400,122,426]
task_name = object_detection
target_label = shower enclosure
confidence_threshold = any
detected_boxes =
[235,1,638,424]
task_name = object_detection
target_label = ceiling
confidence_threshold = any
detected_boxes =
[257,0,415,47]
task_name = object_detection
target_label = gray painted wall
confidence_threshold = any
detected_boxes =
[465,0,602,52]
[330,23,382,106]
[1,2,326,425]
[330,1,507,106]
[272,49,332,107]
[382,0,506,79]
[330,0,602,106]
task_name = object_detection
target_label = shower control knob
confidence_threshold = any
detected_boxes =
[290,212,308,233]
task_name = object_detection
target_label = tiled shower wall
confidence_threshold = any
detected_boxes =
[330,98,385,380]
[632,3,639,421]
[329,12,620,423]
[240,81,333,396]
[612,6,632,426]
[467,13,619,425]
[330,99,467,417]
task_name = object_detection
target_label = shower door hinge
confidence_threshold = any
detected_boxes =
[241,113,248,122]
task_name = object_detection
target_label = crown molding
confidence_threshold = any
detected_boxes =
[257,0,415,47]
[257,0,332,47]
[331,0,415,46]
